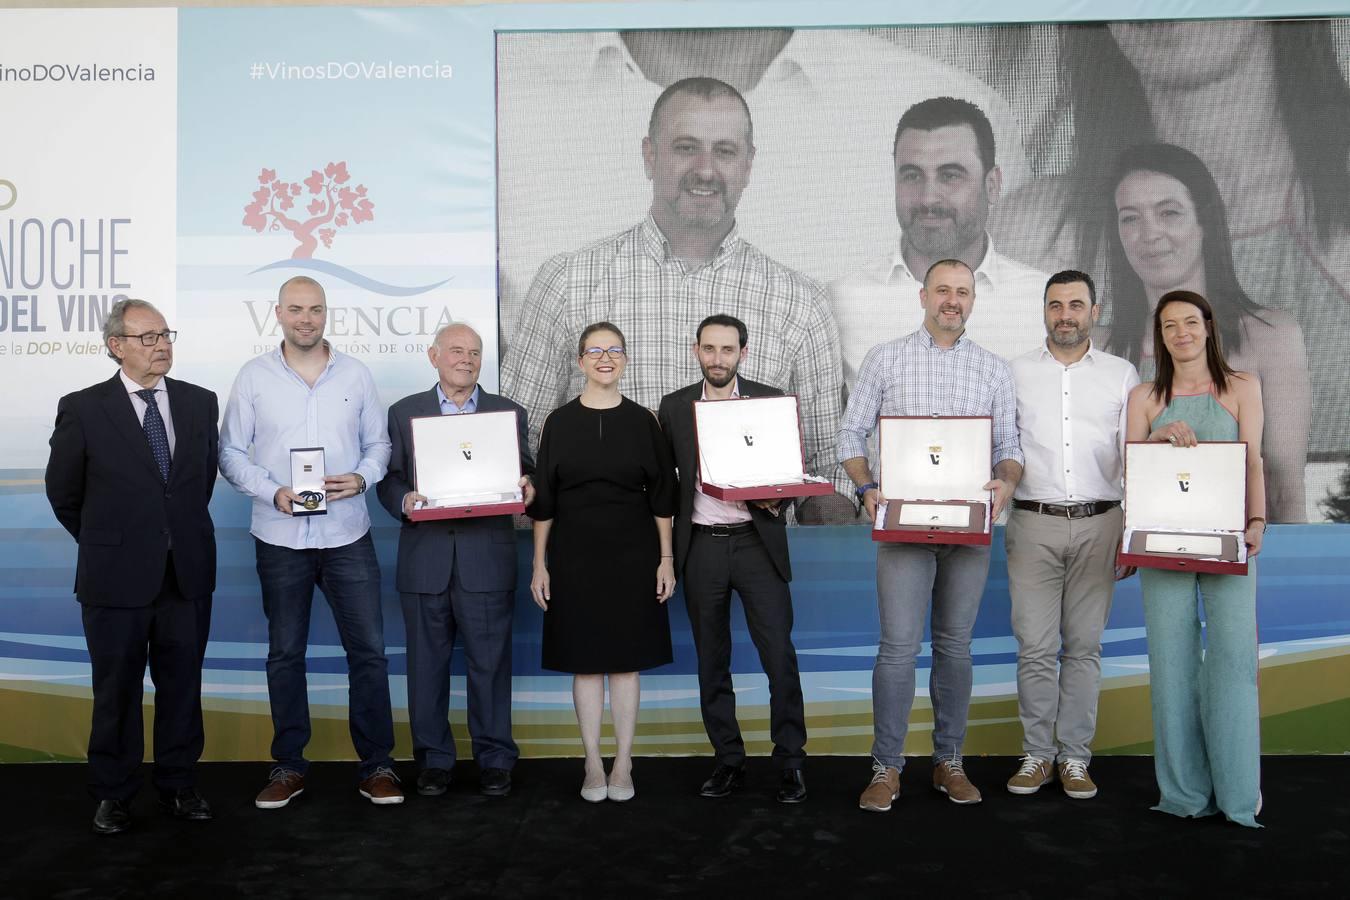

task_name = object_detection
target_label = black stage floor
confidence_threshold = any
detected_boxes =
[3,756,1346,899]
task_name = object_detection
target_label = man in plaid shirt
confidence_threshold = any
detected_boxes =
[839,258,1024,811]
[501,76,853,521]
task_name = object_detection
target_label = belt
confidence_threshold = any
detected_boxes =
[692,522,755,536]
[1012,500,1120,519]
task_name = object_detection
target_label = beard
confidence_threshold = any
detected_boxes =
[1048,321,1091,348]
[701,361,738,388]
[930,305,968,332]
[901,202,985,258]
[669,173,730,229]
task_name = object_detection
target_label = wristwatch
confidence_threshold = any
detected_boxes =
[355,473,367,494]
[856,481,879,498]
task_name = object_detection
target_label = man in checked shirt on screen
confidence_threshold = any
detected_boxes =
[839,258,1023,812]
[501,76,853,522]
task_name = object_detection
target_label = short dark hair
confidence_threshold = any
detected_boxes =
[696,314,747,348]
[577,321,627,358]
[1044,270,1096,306]
[893,97,996,173]
[923,258,973,288]
[648,76,754,147]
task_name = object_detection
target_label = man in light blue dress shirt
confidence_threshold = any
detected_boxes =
[220,276,400,808]
[838,259,1023,812]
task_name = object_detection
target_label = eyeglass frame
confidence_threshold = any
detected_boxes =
[581,345,627,360]
[116,330,178,347]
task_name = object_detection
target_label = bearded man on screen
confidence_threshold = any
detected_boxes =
[503,76,853,523]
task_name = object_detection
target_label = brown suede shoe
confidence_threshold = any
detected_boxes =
[254,768,305,809]
[1058,759,1098,799]
[358,767,405,805]
[1006,756,1054,795]
[933,758,982,804]
[858,763,901,812]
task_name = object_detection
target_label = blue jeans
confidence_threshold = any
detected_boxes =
[871,542,991,769]
[255,532,395,779]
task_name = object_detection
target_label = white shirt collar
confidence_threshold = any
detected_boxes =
[587,30,817,95]
[700,376,742,401]
[119,369,164,395]
[589,31,642,80]
[1034,338,1101,366]
[885,231,1005,290]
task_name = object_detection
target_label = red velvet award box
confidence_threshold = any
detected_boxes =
[1118,441,1248,575]
[693,394,832,501]
[872,416,992,546]
[407,410,526,521]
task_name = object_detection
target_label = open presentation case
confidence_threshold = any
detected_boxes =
[693,394,832,501]
[407,410,526,521]
[873,416,992,545]
[289,447,327,517]
[1118,441,1248,575]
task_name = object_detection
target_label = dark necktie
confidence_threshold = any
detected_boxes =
[136,388,171,483]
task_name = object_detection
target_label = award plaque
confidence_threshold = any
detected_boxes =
[872,416,992,545]
[289,447,327,517]
[1118,441,1249,575]
[408,409,526,521]
[693,394,832,501]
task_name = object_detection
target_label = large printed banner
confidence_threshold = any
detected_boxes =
[1,4,1347,763]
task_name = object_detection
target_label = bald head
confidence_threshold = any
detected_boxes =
[429,323,483,394]
[433,322,482,352]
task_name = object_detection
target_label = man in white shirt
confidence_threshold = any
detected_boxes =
[830,96,1048,393]
[1005,270,1140,800]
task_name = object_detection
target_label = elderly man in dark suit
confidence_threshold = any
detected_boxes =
[45,298,219,834]
[657,314,807,804]
[378,323,534,798]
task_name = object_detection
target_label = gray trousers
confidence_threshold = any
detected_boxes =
[1005,506,1122,763]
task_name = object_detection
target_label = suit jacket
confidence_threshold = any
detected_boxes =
[45,373,220,608]
[378,385,534,595]
[658,378,792,583]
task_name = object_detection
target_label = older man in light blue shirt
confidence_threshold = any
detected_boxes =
[220,275,400,809]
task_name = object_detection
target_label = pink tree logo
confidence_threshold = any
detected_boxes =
[242,162,375,259]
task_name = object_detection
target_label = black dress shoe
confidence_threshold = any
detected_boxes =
[417,767,450,797]
[699,763,746,798]
[93,799,131,835]
[479,767,512,797]
[776,768,807,804]
[159,787,213,821]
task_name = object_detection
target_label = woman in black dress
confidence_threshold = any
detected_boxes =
[527,322,677,802]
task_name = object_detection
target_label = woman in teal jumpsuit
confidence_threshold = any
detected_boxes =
[1125,290,1266,828]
